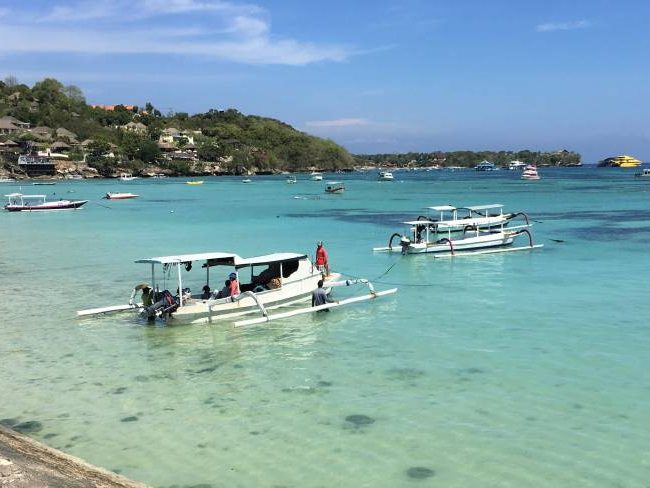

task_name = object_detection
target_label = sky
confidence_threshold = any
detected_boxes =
[1,0,649,162]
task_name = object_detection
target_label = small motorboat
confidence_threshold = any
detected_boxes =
[310,172,323,181]
[105,192,139,200]
[4,193,88,212]
[242,178,252,183]
[32,182,56,186]
[634,168,650,177]
[119,173,138,181]
[286,176,297,184]
[521,165,540,180]
[325,182,345,193]
[378,171,394,181]
[186,180,204,185]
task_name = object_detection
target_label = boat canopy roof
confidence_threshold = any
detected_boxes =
[404,219,436,225]
[426,205,456,212]
[461,204,503,211]
[135,251,307,267]
[5,193,46,198]
[326,181,344,185]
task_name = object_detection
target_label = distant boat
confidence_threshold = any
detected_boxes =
[475,161,497,171]
[310,172,323,181]
[186,180,204,185]
[286,175,297,184]
[521,165,540,180]
[242,178,252,183]
[32,182,56,185]
[598,155,642,168]
[378,171,394,181]
[119,173,138,181]
[635,168,650,177]
[105,192,139,200]
[508,160,527,170]
[4,193,87,211]
[0,178,15,183]
[325,182,345,193]
[65,174,84,180]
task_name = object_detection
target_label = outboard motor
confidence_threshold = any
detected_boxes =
[141,290,179,320]
[399,236,411,254]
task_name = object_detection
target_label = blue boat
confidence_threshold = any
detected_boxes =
[475,160,497,171]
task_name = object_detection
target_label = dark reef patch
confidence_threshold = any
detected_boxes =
[121,416,139,422]
[112,386,128,394]
[13,421,44,433]
[345,414,375,427]
[406,466,435,479]
[386,368,425,381]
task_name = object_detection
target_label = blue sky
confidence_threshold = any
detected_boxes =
[1,0,649,161]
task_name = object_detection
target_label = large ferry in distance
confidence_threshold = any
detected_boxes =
[598,155,642,168]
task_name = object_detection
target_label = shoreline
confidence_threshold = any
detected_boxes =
[0,425,148,487]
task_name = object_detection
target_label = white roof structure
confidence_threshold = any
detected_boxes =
[426,205,456,212]
[135,252,307,266]
[403,220,436,225]
[5,193,46,198]
[462,204,503,211]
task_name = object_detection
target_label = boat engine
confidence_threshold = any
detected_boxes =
[399,236,411,254]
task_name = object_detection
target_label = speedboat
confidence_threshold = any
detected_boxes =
[634,168,650,177]
[286,176,297,184]
[508,160,527,170]
[373,220,542,257]
[475,161,497,171]
[325,182,345,193]
[119,173,138,181]
[105,192,139,200]
[521,165,540,180]
[77,251,397,326]
[310,172,323,181]
[4,193,88,212]
[421,204,525,232]
[186,180,204,185]
[378,171,394,181]
[242,178,252,183]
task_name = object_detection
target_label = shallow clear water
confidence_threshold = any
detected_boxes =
[1,168,650,487]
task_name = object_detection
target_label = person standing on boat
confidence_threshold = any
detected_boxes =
[312,279,337,311]
[228,272,240,296]
[315,241,330,276]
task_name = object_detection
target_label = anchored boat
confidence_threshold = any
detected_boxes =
[77,251,396,326]
[373,219,542,257]
[4,193,88,211]
[325,182,345,193]
[378,171,394,181]
[521,165,540,180]
[105,192,139,200]
[421,204,526,232]
[310,172,323,181]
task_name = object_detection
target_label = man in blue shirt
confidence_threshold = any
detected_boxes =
[312,279,337,310]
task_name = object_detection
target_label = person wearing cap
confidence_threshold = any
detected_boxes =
[315,241,330,276]
[228,272,240,296]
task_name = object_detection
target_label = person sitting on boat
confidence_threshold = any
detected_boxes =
[141,286,153,308]
[311,279,337,311]
[315,241,330,276]
[201,285,211,300]
[215,280,231,299]
[228,272,240,297]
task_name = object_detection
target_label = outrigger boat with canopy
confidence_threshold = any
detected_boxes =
[373,219,542,257]
[420,204,528,233]
[4,193,88,211]
[77,251,396,326]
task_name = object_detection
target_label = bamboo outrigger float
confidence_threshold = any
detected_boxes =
[77,251,397,325]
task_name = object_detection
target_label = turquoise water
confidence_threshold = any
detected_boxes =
[1,168,650,487]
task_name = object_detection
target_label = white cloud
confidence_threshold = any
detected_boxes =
[305,118,370,128]
[0,0,353,66]
[536,20,591,32]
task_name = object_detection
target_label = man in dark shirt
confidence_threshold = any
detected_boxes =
[312,279,337,311]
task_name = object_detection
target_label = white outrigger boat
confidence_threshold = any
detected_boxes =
[373,219,542,257]
[4,193,88,211]
[77,251,396,326]
[420,204,527,232]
